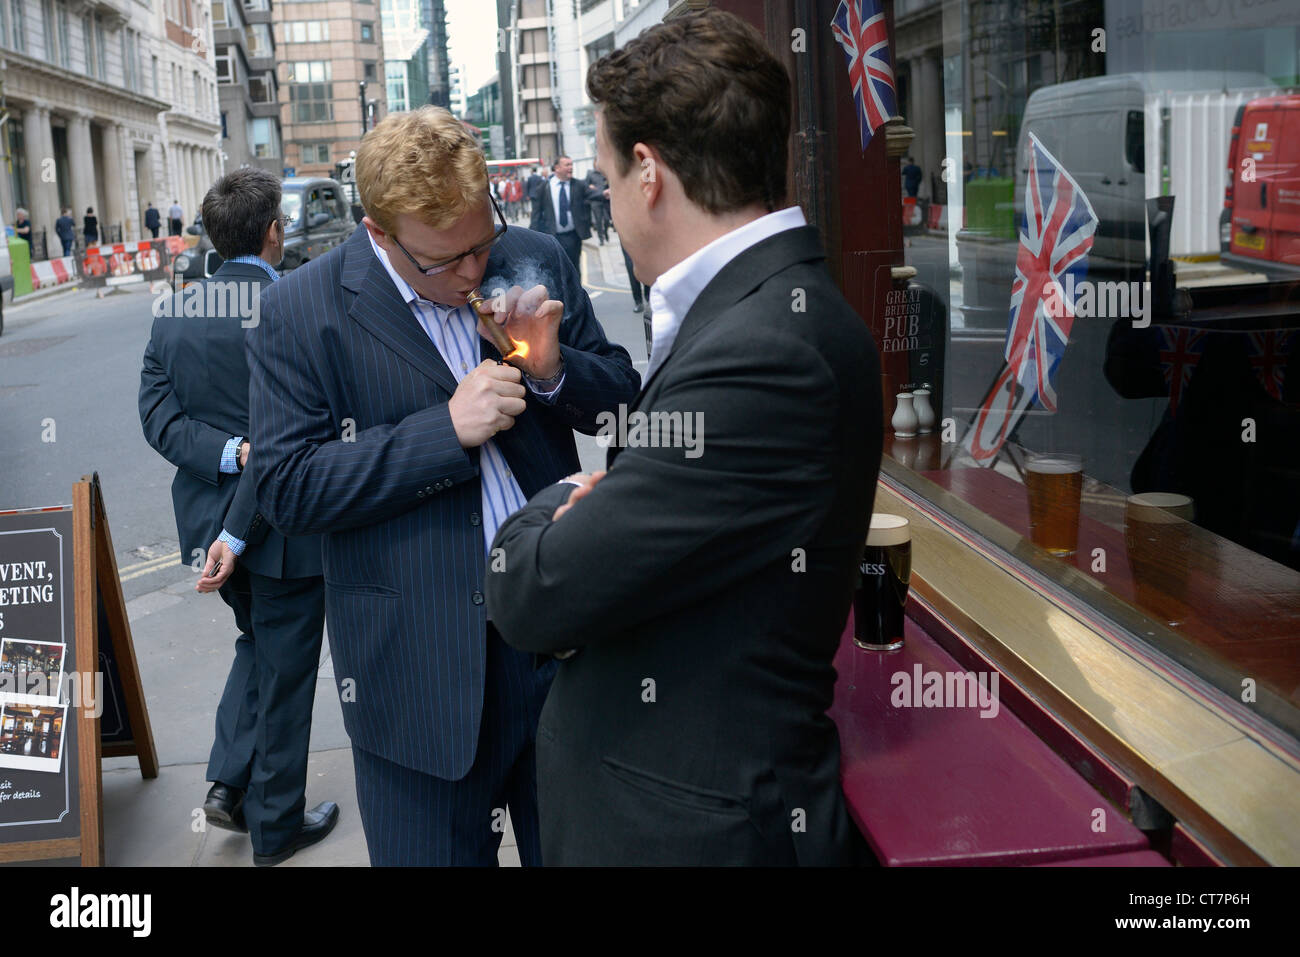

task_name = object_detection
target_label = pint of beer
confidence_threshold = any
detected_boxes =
[1025,453,1083,556]
[1125,493,1194,626]
[853,514,912,651]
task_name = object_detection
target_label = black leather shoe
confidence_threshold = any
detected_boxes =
[253,801,340,867]
[632,302,644,313]
[204,783,247,833]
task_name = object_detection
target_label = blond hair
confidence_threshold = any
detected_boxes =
[356,107,488,232]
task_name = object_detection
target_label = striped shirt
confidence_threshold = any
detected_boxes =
[368,231,561,552]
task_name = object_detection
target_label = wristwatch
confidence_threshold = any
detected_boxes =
[528,361,565,392]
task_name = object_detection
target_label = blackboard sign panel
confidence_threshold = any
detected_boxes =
[0,475,157,864]
[0,511,81,845]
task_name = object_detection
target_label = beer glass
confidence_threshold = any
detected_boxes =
[1125,493,1194,626]
[854,514,912,651]
[1025,453,1083,556]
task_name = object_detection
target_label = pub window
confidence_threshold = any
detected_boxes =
[890,0,1300,740]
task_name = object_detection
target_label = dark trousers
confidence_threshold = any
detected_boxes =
[208,565,326,855]
[621,243,651,307]
[590,202,610,242]
[147,225,159,238]
[169,218,182,236]
[350,626,555,865]
[59,238,73,257]
[554,230,582,272]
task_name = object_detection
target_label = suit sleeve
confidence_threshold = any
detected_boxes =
[530,233,640,432]
[246,286,480,537]
[221,457,269,545]
[139,328,233,486]
[486,327,838,655]
[529,190,544,231]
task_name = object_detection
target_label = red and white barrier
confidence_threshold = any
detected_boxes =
[30,256,77,290]
[926,204,947,230]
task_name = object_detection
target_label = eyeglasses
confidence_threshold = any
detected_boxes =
[390,192,508,277]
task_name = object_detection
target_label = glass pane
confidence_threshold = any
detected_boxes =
[893,1,1300,737]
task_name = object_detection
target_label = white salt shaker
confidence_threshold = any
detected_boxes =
[912,388,936,434]
[891,392,918,437]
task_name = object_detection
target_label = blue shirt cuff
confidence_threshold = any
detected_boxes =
[218,529,246,557]
[220,436,244,474]
[524,371,566,403]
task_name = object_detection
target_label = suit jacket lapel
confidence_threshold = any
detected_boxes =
[340,226,460,396]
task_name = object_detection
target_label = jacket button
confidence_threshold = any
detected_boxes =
[417,489,426,499]
[470,512,481,526]
[471,591,484,605]
[425,485,434,494]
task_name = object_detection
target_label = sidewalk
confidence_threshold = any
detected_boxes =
[98,571,521,866]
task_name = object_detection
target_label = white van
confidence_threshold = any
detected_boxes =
[1014,71,1278,268]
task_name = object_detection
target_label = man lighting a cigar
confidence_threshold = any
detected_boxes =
[486,9,882,865]
[245,106,639,865]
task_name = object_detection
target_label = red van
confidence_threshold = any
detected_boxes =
[1222,94,1300,278]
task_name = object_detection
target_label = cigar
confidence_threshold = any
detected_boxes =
[467,288,517,360]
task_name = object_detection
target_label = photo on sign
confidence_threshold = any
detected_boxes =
[0,638,67,705]
[0,701,68,773]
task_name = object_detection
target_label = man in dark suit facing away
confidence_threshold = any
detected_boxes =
[529,154,590,272]
[244,107,640,865]
[486,9,883,866]
[139,167,339,866]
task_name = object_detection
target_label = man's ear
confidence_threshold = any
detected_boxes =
[633,143,664,207]
[362,215,387,245]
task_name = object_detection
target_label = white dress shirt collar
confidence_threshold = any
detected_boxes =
[645,205,807,381]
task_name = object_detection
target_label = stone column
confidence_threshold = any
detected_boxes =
[182,146,196,221]
[921,53,946,202]
[22,104,58,244]
[101,123,127,242]
[66,112,98,228]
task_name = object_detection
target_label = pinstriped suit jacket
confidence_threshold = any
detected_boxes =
[246,223,640,778]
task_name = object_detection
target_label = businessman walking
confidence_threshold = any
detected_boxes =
[139,167,338,866]
[245,108,639,865]
[529,155,590,272]
[487,9,882,866]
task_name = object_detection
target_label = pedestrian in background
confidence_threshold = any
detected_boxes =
[83,207,99,246]
[902,156,922,198]
[168,199,184,236]
[139,166,337,867]
[145,202,161,239]
[529,154,590,271]
[55,207,76,257]
[14,208,33,253]
[585,168,610,244]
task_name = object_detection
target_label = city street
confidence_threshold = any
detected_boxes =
[0,235,648,866]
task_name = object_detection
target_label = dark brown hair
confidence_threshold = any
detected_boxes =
[201,167,282,260]
[586,8,790,214]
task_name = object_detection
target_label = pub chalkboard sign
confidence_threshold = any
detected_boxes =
[0,474,156,865]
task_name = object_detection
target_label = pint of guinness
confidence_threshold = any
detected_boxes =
[854,514,912,651]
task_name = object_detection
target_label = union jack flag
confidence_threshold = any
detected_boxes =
[1005,133,1098,412]
[1245,330,1294,402]
[830,0,898,151]
[1157,326,1208,415]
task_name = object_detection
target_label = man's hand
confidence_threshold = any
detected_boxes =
[553,470,606,521]
[475,284,563,380]
[238,440,250,469]
[196,539,237,593]
[448,360,527,448]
